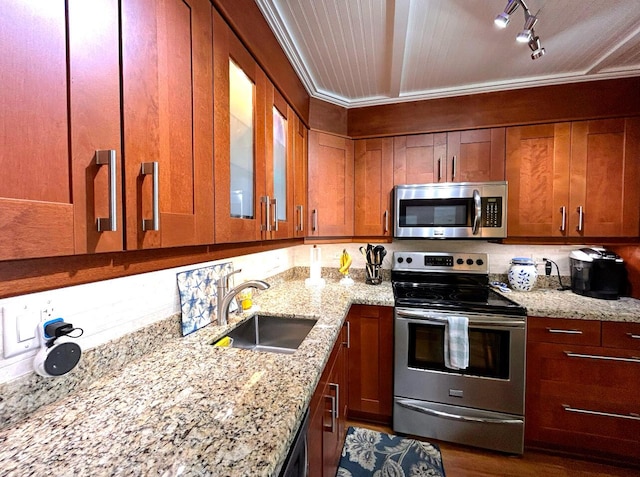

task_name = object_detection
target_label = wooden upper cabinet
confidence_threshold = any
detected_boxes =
[393,128,505,186]
[265,85,295,240]
[354,138,394,237]
[292,111,309,238]
[447,128,506,182]
[506,123,571,237]
[393,133,447,185]
[0,0,122,261]
[307,131,354,237]
[569,118,640,237]
[122,0,214,250]
[507,119,640,238]
[213,11,269,243]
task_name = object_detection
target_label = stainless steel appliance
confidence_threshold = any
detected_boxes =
[394,181,507,239]
[392,252,527,454]
[569,247,627,300]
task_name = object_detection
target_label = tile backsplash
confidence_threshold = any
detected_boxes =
[0,241,583,384]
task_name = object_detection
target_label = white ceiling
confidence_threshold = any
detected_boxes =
[255,0,640,108]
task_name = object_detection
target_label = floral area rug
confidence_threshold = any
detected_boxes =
[337,426,446,477]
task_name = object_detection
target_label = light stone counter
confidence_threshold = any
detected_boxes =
[1,275,639,476]
[0,278,393,477]
[502,288,640,322]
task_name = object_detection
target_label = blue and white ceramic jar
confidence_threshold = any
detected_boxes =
[508,257,538,291]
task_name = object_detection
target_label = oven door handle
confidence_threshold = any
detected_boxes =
[395,309,524,328]
[397,399,523,425]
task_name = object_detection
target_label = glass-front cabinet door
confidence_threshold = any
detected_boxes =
[213,10,265,243]
[265,84,294,239]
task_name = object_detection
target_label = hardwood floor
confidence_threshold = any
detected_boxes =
[347,420,639,477]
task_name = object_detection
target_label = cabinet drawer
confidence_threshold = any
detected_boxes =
[602,321,640,351]
[525,395,640,461]
[527,317,600,345]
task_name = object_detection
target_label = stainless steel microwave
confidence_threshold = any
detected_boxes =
[394,181,508,239]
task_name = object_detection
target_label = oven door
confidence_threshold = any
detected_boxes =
[394,308,525,415]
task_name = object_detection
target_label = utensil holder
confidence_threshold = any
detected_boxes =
[366,263,382,285]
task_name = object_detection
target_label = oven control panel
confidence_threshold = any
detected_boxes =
[393,252,488,274]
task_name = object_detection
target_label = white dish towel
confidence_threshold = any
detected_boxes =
[444,316,469,370]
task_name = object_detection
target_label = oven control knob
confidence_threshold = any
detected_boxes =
[466,258,474,265]
[476,259,484,266]
[456,258,464,265]
[397,257,404,263]
[406,257,413,264]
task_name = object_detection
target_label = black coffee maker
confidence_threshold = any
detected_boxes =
[569,247,627,300]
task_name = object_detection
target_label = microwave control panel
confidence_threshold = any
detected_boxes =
[482,197,502,228]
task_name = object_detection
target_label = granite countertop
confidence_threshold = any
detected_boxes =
[1,276,639,476]
[501,288,640,322]
[0,279,393,477]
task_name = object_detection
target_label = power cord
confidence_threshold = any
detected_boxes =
[543,258,571,291]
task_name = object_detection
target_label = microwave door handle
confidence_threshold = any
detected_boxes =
[472,189,481,235]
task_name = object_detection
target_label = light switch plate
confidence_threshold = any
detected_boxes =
[2,305,41,359]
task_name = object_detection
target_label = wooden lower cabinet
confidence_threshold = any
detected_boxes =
[308,325,348,477]
[346,305,394,424]
[526,317,640,464]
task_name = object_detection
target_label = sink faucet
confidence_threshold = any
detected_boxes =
[216,269,270,326]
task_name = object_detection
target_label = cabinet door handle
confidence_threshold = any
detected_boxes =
[564,351,640,363]
[272,197,278,232]
[627,333,640,340]
[437,158,442,182]
[95,149,117,232]
[342,321,351,349]
[296,205,304,232]
[261,196,271,232]
[383,210,389,234]
[451,155,457,181]
[576,205,584,233]
[324,395,336,433]
[141,162,159,231]
[547,328,583,335]
[312,209,318,232]
[559,206,566,233]
[329,383,339,420]
[562,404,640,422]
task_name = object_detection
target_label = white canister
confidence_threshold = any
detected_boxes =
[508,257,538,291]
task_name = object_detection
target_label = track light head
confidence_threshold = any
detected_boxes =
[494,0,520,28]
[516,12,538,43]
[528,35,546,59]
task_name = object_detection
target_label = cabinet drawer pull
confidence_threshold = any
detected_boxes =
[627,333,640,340]
[559,206,566,233]
[562,404,640,421]
[141,162,159,231]
[564,351,640,363]
[95,149,117,232]
[547,328,583,335]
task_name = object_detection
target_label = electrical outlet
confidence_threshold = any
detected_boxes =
[2,304,41,359]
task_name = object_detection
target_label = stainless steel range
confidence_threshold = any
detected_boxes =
[392,251,527,454]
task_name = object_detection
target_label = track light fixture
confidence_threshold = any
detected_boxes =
[495,0,546,59]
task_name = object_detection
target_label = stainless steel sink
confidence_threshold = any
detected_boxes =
[221,315,317,354]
